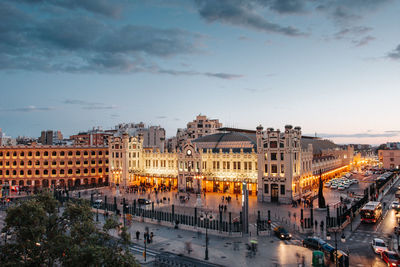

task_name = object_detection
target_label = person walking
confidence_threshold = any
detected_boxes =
[136,230,140,240]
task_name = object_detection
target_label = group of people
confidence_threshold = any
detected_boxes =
[135,230,154,244]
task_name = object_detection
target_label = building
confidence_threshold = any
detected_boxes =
[109,125,356,203]
[70,127,114,146]
[0,129,16,146]
[386,142,400,150]
[0,145,109,188]
[378,150,400,169]
[115,123,166,152]
[167,115,222,152]
[39,130,63,145]
[186,114,222,141]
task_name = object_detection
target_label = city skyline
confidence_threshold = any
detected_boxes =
[1,0,400,145]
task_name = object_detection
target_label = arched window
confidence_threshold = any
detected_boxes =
[68,169,72,174]
[52,151,57,156]
[84,169,88,174]
[52,170,56,175]
[44,151,49,156]
[44,170,48,175]
[36,151,40,157]
[91,168,95,173]
[60,169,64,174]
[20,170,24,175]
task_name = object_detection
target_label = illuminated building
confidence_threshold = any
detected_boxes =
[0,145,109,188]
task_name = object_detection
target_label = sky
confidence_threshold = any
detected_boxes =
[0,0,400,145]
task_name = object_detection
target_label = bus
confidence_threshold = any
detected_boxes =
[360,201,382,223]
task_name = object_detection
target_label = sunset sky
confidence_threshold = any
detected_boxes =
[1,0,399,145]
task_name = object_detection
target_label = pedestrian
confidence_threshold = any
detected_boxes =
[150,232,154,243]
[168,197,170,203]
[136,230,140,240]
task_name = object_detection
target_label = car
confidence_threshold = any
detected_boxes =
[372,238,388,254]
[324,182,331,188]
[392,201,400,209]
[338,185,345,190]
[351,179,359,184]
[381,251,400,266]
[330,184,338,189]
[273,226,292,240]
[93,199,102,208]
[137,198,151,205]
[302,237,326,250]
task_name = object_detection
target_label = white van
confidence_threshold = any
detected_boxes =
[93,199,103,208]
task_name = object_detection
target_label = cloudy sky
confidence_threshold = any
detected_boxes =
[0,0,399,145]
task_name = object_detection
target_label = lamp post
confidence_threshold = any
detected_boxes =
[326,227,346,267]
[96,190,99,222]
[199,211,214,260]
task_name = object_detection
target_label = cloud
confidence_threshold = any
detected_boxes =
[0,1,205,74]
[156,116,167,119]
[17,0,124,18]
[156,68,243,79]
[82,105,117,110]
[312,132,400,138]
[317,0,392,23]
[266,0,306,14]
[194,0,305,36]
[334,26,372,39]
[63,99,117,110]
[352,35,375,47]
[0,106,55,112]
[388,45,400,60]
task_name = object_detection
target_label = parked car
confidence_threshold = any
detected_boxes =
[93,199,102,208]
[324,182,331,188]
[331,184,338,189]
[137,198,151,205]
[302,237,326,250]
[351,179,359,184]
[371,238,388,254]
[273,226,292,240]
[381,251,400,266]
[338,185,345,190]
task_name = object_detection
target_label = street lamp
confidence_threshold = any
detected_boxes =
[199,211,214,260]
[96,190,99,222]
[326,227,346,267]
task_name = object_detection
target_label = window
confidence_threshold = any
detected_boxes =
[60,151,65,156]
[44,161,48,166]
[35,170,40,175]
[76,169,80,174]
[20,161,24,166]
[280,153,284,161]
[60,169,64,174]
[27,170,32,175]
[84,169,88,174]
[35,160,40,166]
[68,161,73,166]
[20,152,24,157]
[84,151,88,156]
[280,185,285,195]
[99,151,102,156]
[44,151,49,156]
[280,142,284,148]
[68,169,72,174]
[52,151,57,156]
[98,168,102,173]
[76,151,81,156]
[391,158,394,162]
[28,151,32,157]
[60,161,65,165]
[271,164,277,173]
[91,168,95,173]
[20,170,24,175]
[91,151,96,156]
[28,160,32,166]
[68,151,73,156]
[52,161,57,166]
[265,164,268,173]
[237,162,240,170]
[271,153,277,160]
[84,160,88,165]
[13,170,16,176]
[270,141,277,148]
[264,184,269,194]
[44,170,48,175]
[13,152,17,157]
[281,164,285,173]
[91,160,95,165]
[52,170,56,175]
[13,161,17,166]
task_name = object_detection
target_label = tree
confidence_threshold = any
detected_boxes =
[0,193,138,267]
[318,170,326,208]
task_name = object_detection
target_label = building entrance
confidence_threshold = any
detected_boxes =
[271,183,279,202]
[185,177,194,193]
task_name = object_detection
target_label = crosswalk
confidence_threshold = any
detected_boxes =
[347,230,390,244]
[252,221,304,246]
[129,244,158,257]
